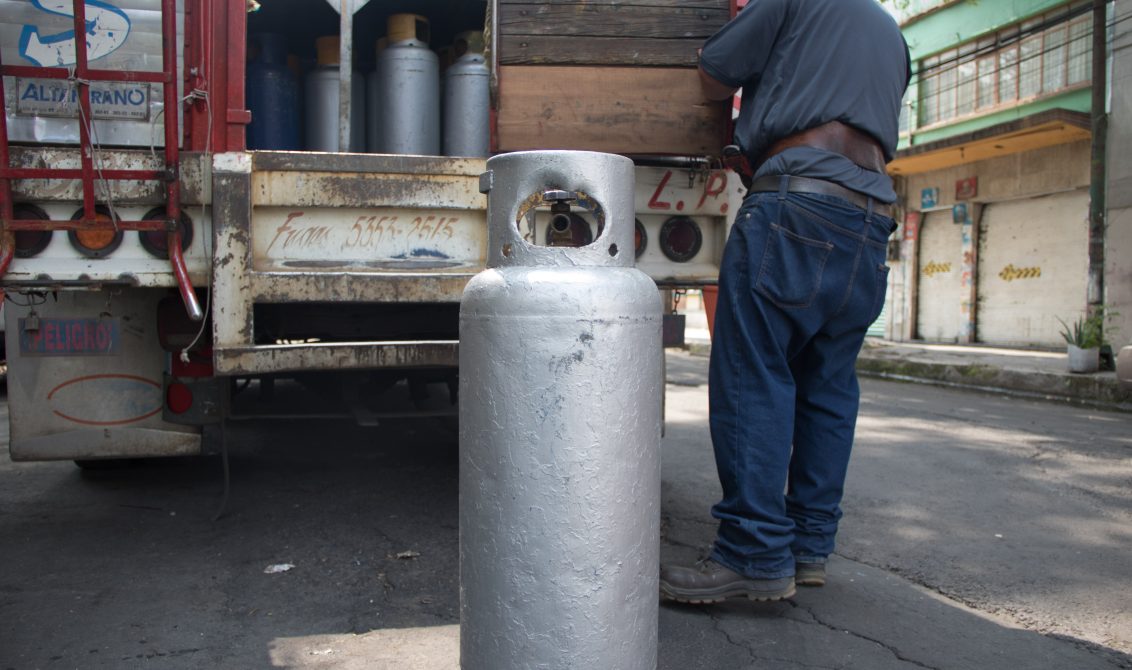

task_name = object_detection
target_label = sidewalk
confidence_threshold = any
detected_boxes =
[682,302,1132,412]
[855,339,1132,410]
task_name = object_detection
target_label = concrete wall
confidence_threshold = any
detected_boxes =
[887,139,1091,344]
[1105,0,1132,347]
[901,140,1091,208]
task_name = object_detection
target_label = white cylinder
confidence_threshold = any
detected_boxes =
[460,151,663,670]
[304,65,365,152]
[377,20,440,155]
[443,34,490,157]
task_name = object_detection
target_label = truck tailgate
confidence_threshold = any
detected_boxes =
[212,151,486,375]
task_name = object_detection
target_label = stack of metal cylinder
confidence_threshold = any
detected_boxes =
[374,13,439,155]
[246,33,301,150]
[304,35,365,152]
[302,14,489,157]
[443,30,490,157]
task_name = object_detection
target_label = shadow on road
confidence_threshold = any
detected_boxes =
[0,413,460,669]
[2,358,1130,669]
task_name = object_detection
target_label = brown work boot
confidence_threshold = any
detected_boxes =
[794,561,826,587]
[659,558,796,604]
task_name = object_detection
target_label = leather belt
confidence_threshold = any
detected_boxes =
[758,120,887,174]
[748,175,893,218]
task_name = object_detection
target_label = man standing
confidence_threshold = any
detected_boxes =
[660,0,910,603]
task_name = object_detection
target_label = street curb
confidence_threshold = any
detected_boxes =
[681,341,1132,412]
[855,355,1132,412]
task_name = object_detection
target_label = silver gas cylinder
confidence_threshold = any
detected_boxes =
[376,14,440,155]
[304,36,365,152]
[365,38,388,153]
[442,31,489,157]
[460,151,662,670]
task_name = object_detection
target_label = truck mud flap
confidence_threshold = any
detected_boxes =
[3,288,201,461]
[9,428,200,462]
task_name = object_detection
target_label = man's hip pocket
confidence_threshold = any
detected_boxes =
[753,222,833,309]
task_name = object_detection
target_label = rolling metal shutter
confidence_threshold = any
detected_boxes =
[975,190,1089,347]
[915,211,965,342]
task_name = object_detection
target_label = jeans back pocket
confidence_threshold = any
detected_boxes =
[754,222,834,309]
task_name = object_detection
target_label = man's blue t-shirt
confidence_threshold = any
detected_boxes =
[699,0,910,203]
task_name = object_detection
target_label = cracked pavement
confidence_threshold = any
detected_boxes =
[1,352,1129,668]
[658,351,1132,669]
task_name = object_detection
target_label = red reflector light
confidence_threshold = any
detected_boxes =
[140,207,194,259]
[68,206,123,258]
[659,216,702,263]
[12,204,52,258]
[634,219,647,259]
[166,382,194,414]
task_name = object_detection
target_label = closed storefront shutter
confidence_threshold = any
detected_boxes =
[867,301,887,338]
[976,190,1089,347]
[916,211,965,342]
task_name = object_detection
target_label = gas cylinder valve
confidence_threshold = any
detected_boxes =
[541,189,578,205]
[544,190,579,243]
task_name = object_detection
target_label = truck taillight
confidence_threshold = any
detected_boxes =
[166,382,194,414]
[140,206,193,259]
[12,204,52,258]
[659,216,702,262]
[634,219,647,258]
[68,206,123,258]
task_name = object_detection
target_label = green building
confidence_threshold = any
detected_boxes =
[883,0,1123,349]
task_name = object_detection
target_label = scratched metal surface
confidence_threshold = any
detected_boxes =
[214,341,460,377]
[211,151,487,374]
[248,154,488,274]
[631,165,742,286]
[1,0,185,147]
[6,147,210,205]
[1,150,213,288]
[460,151,662,669]
[2,149,737,291]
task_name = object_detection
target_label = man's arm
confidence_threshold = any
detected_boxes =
[698,0,787,100]
[698,63,738,101]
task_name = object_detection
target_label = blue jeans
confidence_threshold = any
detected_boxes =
[708,181,894,579]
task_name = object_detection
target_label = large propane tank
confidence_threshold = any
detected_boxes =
[442,31,490,157]
[460,151,663,670]
[304,36,365,152]
[365,38,388,153]
[246,34,301,150]
[377,14,440,155]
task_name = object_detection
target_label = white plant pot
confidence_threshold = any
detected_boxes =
[1067,344,1100,373]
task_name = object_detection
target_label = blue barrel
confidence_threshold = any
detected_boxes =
[246,33,301,150]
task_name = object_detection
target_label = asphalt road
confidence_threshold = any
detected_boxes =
[1,352,1130,669]
[661,351,1132,669]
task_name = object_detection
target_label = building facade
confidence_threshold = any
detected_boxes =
[883,0,1124,349]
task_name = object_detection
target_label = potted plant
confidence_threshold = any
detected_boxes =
[1058,310,1105,373]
